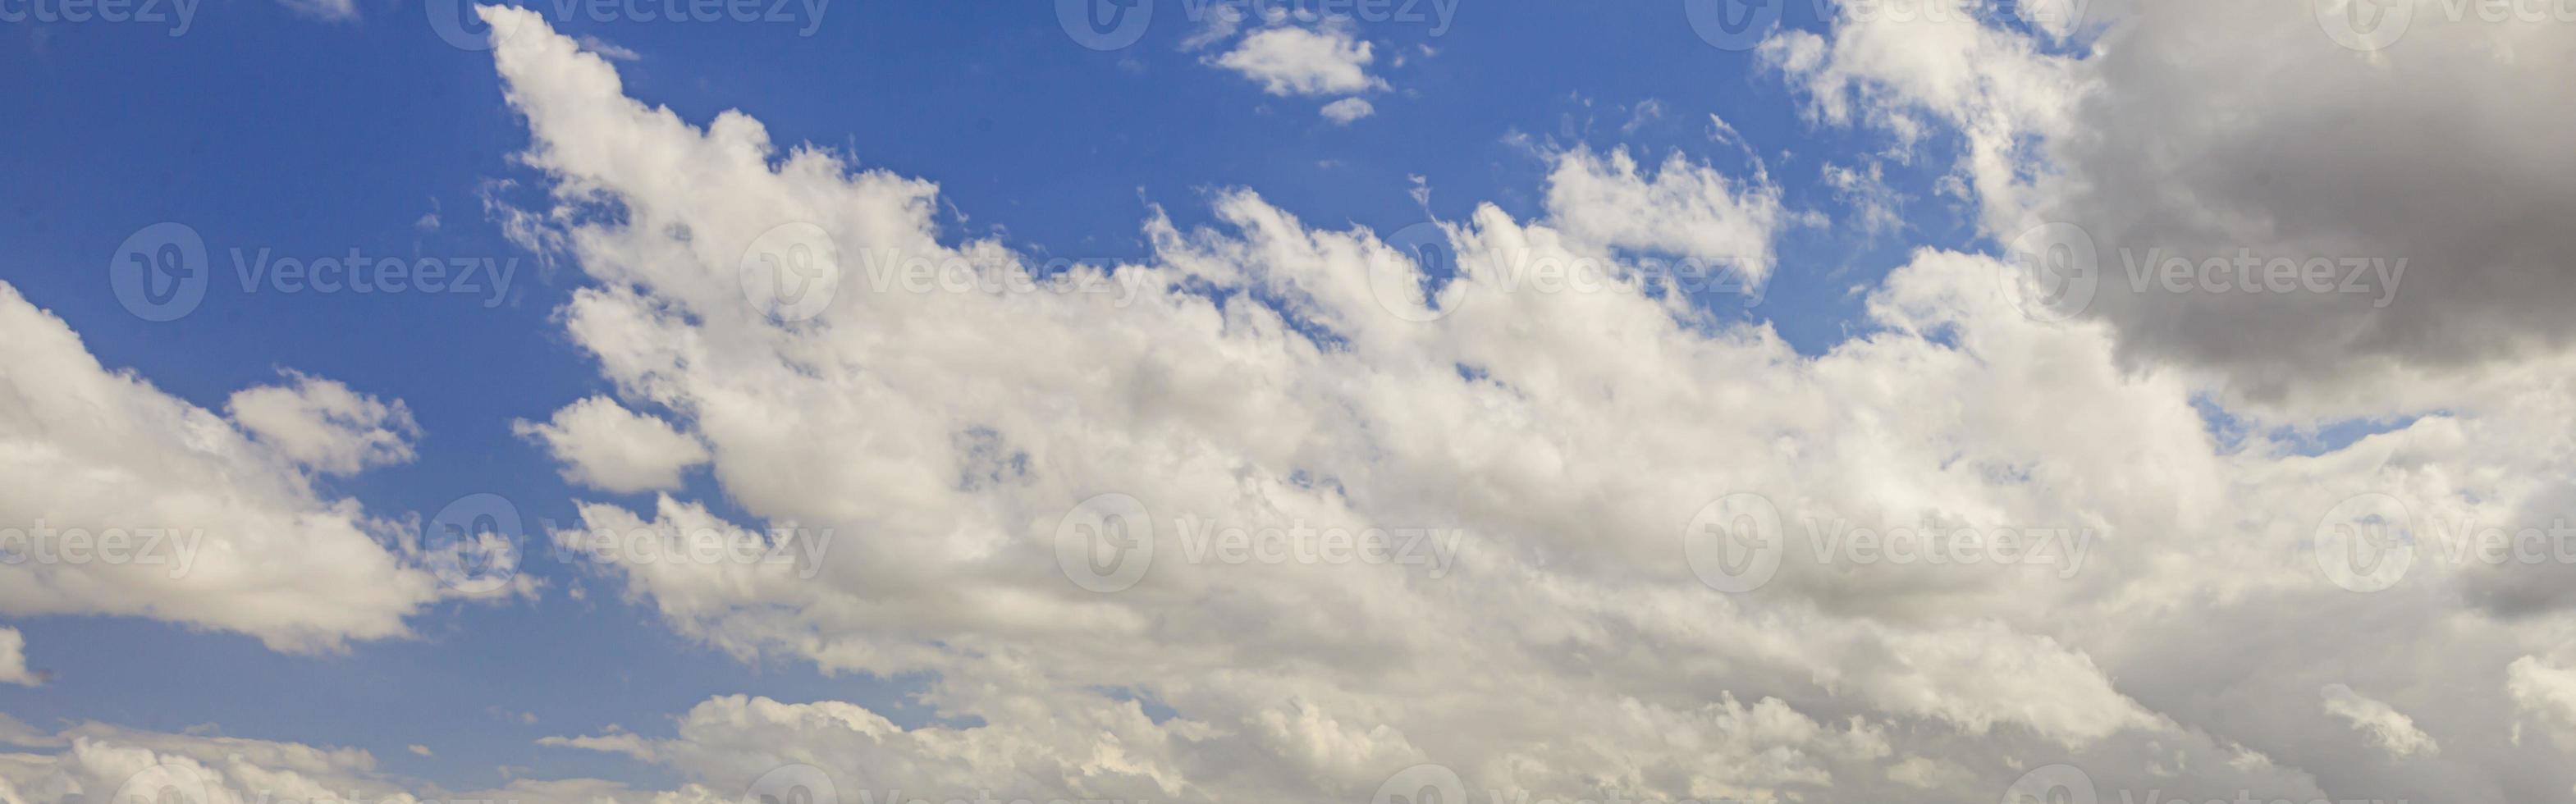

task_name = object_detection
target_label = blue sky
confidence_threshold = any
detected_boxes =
[6,2,2571,802]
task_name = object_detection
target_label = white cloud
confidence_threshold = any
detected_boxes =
[1210,23,1385,97]
[2508,656,2576,749]
[275,0,355,20]
[1319,97,1374,125]
[0,719,655,804]
[0,628,34,686]
[0,281,449,652]
[1542,147,1786,281]
[513,395,710,494]
[376,7,2576,801]
[2320,683,2440,757]
[226,371,422,476]
[1821,159,1906,236]
[1764,0,2576,419]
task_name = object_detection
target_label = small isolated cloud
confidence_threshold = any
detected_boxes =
[274,0,355,21]
[536,729,656,762]
[1210,23,1385,97]
[1320,97,1374,125]
[406,744,433,757]
[487,706,538,726]
[2321,683,2440,757]
[0,628,37,686]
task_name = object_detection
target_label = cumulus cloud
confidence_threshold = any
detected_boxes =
[2508,656,2576,749]
[1764,0,2576,419]
[7,2,2560,802]
[1319,96,1374,125]
[425,7,2576,801]
[2033,1,2576,413]
[1209,22,1385,98]
[0,281,448,652]
[513,395,711,494]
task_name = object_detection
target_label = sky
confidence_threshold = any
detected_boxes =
[2,0,2576,802]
